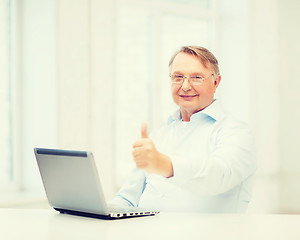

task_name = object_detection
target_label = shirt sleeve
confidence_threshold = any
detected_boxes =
[167,121,257,196]
[108,168,146,207]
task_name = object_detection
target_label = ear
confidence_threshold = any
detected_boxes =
[214,75,221,88]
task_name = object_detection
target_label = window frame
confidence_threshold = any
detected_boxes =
[0,0,20,193]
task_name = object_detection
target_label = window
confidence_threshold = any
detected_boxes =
[0,0,57,199]
[0,0,15,191]
[114,0,217,185]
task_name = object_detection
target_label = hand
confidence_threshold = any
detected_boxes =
[132,123,173,178]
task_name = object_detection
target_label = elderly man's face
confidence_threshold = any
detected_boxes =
[170,52,220,120]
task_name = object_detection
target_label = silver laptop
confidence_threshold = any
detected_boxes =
[34,148,159,220]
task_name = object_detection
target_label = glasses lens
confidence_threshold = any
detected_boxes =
[171,74,184,84]
[190,76,203,85]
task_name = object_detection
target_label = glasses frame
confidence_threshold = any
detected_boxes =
[169,73,214,86]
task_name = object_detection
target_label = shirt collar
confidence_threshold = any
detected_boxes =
[168,99,225,124]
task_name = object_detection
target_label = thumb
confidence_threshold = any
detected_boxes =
[141,122,148,138]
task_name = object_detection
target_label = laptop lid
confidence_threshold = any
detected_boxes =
[34,148,109,216]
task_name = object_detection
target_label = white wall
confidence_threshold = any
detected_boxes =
[217,0,252,125]
[246,0,281,213]
[247,0,300,213]
[277,0,300,213]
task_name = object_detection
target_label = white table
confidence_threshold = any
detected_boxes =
[1,208,300,240]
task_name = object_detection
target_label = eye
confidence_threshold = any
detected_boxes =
[190,75,203,80]
[171,74,184,83]
[174,74,184,79]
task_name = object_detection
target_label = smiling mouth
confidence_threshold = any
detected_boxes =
[179,95,198,100]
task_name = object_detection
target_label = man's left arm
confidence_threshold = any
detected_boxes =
[168,123,257,195]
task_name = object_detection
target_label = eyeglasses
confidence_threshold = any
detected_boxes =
[169,74,213,85]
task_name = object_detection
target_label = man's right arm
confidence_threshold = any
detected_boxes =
[108,168,146,207]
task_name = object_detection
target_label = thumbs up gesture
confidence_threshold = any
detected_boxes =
[132,123,173,178]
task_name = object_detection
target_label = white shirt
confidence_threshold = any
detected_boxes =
[110,100,257,213]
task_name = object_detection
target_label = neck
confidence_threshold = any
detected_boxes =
[180,110,193,122]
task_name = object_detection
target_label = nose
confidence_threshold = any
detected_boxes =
[181,78,192,91]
